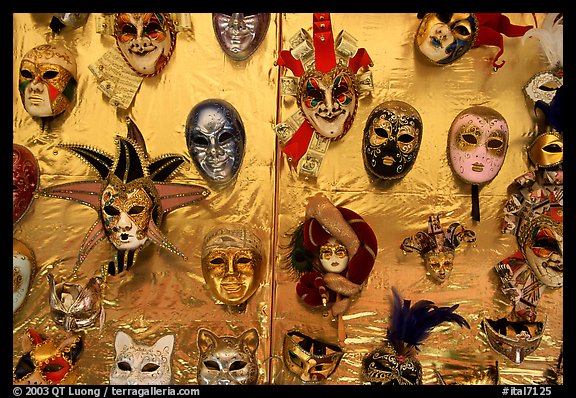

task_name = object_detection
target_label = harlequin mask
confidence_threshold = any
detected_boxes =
[283,331,343,383]
[110,331,175,385]
[185,99,246,187]
[197,328,260,385]
[274,13,373,177]
[41,118,209,276]
[13,144,39,225]
[18,43,77,118]
[114,13,176,77]
[48,274,104,332]
[50,13,90,33]
[482,317,545,364]
[363,100,423,180]
[212,13,270,61]
[13,329,83,385]
[401,214,476,283]
[13,239,35,314]
[201,224,263,307]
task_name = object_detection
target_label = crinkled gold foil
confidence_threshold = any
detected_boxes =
[13,13,561,386]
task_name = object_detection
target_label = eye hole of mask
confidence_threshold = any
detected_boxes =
[144,22,163,36]
[462,133,478,145]
[42,71,59,80]
[533,235,560,254]
[538,81,560,91]
[236,257,251,264]
[374,127,389,139]
[104,206,121,216]
[230,360,247,371]
[20,69,34,79]
[192,136,209,147]
[218,131,233,144]
[118,361,132,371]
[203,360,221,371]
[288,351,304,366]
[486,138,504,149]
[128,205,145,215]
[306,88,324,100]
[141,363,160,372]
[398,133,415,144]
[43,363,64,373]
[209,257,226,265]
[121,24,137,36]
[543,143,562,153]
[453,25,470,36]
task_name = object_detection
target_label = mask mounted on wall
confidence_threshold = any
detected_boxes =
[18,43,77,119]
[185,99,246,188]
[362,100,423,180]
[13,239,35,314]
[361,288,469,385]
[274,13,374,178]
[282,330,343,383]
[415,13,532,70]
[401,214,476,283]
[482,316,545,364]
[110,331,175,385]
[201,224,263,309]
[41,118,210,277]
[13,144,40,226]
[13,329,83,385]
[48,274,104,332]
[49,13,90,34]
[197,327,260,385]
[435,361,500,385]
[448,106,509,221]
[212,13,270,61]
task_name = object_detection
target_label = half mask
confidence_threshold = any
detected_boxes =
[401,214,476,283]
[13,329,83,385]
[212,13,270,61]
[197,328,260,385]
[274,13,374,178]
[448,106,509,221]
[361,288,469,385]
[201,224,263,308]
[185,99,246,187]
[114,13,176,77]
[41,118,210,277]
[110,331,175,385]
[13,144,40,225]
[282,330,343,383]
[13,239,35,314]
[362,100,423,180]
[415,13,532,70]
[18,43,77,118]
[482,316,545,364]
[48,274,104,332]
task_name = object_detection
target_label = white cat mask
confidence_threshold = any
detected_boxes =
[110,331,175,385]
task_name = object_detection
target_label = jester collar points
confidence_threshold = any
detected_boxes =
[41,118,210,276]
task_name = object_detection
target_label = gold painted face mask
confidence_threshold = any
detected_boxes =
[528,131,563,169]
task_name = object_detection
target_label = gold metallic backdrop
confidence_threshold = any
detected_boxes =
[13,13,561,385]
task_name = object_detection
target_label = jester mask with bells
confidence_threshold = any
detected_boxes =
[197,327,260,385]
[13,239,36,314]
[274,13,374,178]
[414,13,532,70]
[201,224,263,308]
[41,118,210,276]
[18,43,77,118]
[13,329,83,385]
[361,288,469,385]
[284,193,377,318]
[283,330,343,383]
[212,13,270,61]
[401,214,476,283]
[448,106,509,221]
[13,144,40,226]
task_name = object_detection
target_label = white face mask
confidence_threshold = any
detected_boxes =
[319,237,349,274]
[110,331,175,385]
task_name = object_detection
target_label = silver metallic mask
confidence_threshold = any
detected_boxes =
[185,99,246,187]
[50,13,90,33]
[212,13,270,61]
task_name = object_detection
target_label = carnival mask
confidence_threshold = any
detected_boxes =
[185,99,246,187]
[110,331,175,385]
[363,100,423,180]
[401,214,476,283]
[362,341,423,385]
[283,331,343,383]
[212,13,270,61]
[524,71,563,107]
[528,131,563,168]
[114,13,176,77]
[18,43,77,118]
[197,328,260,385]
[201,225,263,307]
[50,13,90,33]
[415,13,478,66]
[319,237,348,274]
[48,274,104,332]
[13,239,35,314]
[483,317,545,364]
[13,144,39,225]
[13,329,83,385]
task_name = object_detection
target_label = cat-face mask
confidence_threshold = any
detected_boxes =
[197,328,260,385]
[109,331,175,385]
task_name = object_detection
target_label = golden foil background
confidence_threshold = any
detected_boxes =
[13,13,562,385]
